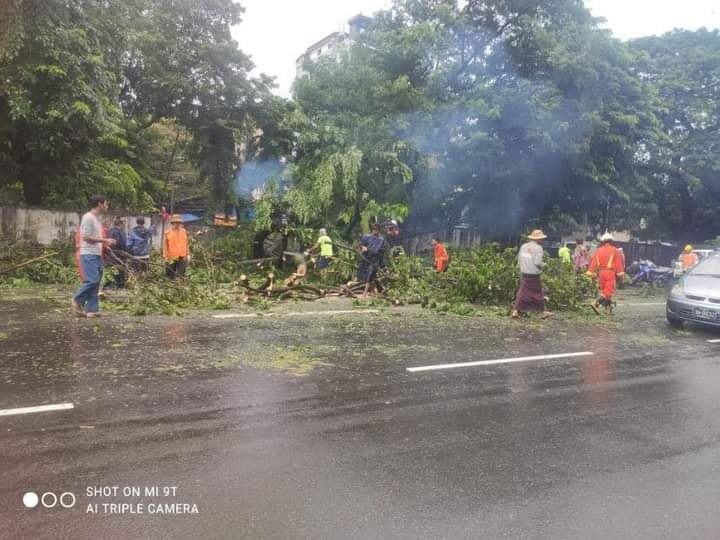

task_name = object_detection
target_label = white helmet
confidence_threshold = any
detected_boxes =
[600,231,613,242]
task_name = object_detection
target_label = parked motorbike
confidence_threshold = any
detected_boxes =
[628,260,673,286]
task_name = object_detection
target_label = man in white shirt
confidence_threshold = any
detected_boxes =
[511,229,552,320]
[71,195,116,317]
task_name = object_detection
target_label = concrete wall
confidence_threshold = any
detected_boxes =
[0,207,164,251]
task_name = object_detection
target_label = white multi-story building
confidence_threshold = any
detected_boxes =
[295,14,372,78]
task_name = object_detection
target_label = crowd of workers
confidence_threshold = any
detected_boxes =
[510,231,704,320]
[510,230,629,319]
[70,195,702,319]
[71,196,191,317]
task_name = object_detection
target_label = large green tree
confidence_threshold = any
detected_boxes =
[290,45,426,234]
[0,0,138,206]
[631,29,720,240]
[0,0,289,211]
[282,0,664,240]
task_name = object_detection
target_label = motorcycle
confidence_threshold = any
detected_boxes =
[628,259,673,286]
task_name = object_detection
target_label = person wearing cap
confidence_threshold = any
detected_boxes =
[512,230,553,319]
[587,232,626,314]
[127,217,155,273]
[308,228,334,270]
[681,245,699,272]
[164,214,189,279]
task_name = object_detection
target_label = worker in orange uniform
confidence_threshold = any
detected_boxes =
[431,235,449,272]
[164,214,190,279]
[587,232,626,314]
[681,245,699,272]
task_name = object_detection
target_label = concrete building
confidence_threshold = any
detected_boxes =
[295,14,372,79]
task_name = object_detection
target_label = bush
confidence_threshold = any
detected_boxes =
[0,240,77,285]
[385,245,593,311]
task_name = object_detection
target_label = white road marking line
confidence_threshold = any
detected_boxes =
[707,339,720,343]
[285,309,379,316]
[406,352,594,373]
[214,309,379,319]
[0,403,74,417]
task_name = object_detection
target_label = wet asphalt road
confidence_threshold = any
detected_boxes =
[2,289,720,539]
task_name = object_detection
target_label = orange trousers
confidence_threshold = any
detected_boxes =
[598,269,617,300]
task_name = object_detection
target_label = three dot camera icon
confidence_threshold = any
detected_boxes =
[23,491,76,509]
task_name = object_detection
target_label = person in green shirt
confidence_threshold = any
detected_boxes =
[310,228,334,269]
[558,242,572,265]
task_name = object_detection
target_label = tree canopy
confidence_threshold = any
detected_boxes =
[1,0,718,242]
[0,0,286,211]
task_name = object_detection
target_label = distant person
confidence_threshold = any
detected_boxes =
[358,223,386,299]
[616,247,626,289]
[107,217,128,288]
[512,230,553,320]
[71,195,116,318]
[309,228,334,270]
[431,235,449,272]
[587,232,626,315]
[127,217,155,273]
[558,242,572,265]
[681,245,699,272]
[573,239,589,271]
[164,214,189,279]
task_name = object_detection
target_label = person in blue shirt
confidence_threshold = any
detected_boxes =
[126,217,155,273]
[107,217,128,288]
[358,223,387,299]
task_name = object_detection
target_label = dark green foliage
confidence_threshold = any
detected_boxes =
[385,246,594,311]
[630,30,720,240]
[0,0,289,211]
[0,234,594,314]
[0,240,77,285]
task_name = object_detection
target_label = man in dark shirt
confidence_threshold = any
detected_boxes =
[127,217,154,273]
[107,217,128,288]
[358,223,387,299]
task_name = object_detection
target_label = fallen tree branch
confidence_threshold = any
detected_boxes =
[0,252,60,276]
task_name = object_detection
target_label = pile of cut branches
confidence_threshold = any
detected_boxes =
[0,240,76,286]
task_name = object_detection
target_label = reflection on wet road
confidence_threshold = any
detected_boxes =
[1,290,720,539]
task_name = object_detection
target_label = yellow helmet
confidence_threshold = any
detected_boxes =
[684,244,693,253]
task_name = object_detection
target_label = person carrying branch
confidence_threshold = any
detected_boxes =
[586,232,626,314]
[127,217,155,273]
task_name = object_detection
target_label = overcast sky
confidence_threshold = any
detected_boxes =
[232,0,720,97]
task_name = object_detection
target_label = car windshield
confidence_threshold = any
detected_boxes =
[690,256,720,277]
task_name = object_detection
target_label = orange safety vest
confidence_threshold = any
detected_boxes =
[588,244,625,276]
[164,227,189,260]
[681,252,698,270]
[588,244,625,300]
[434,243,449,272]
